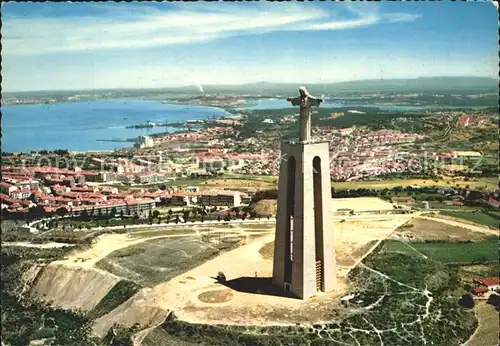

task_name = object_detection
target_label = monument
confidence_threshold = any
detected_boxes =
[272,87,336,300]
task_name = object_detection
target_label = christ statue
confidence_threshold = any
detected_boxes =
[287,87,322,142]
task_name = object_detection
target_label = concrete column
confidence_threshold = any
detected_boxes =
[272,146,289,287]
[272,141,336,300]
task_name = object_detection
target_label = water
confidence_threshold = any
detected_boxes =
[1,99,230,152]
[238,99,488,111]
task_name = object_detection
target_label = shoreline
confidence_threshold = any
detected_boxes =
[2,98,233,154]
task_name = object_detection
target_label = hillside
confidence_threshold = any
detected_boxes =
[5,77,497,99]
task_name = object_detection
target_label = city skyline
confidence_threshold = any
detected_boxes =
[2,1,498,92]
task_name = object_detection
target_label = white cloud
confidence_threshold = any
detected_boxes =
[384,13,423,23]
[2,3,421,55]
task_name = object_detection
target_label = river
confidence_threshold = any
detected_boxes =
[2,99,230,152]
[237,98,489,111]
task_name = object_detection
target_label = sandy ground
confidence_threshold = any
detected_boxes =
[332,197,395,211]
[391,218,493,242]
[36,210,496,334]
[200,178,275,191]
[23,213,412,332]
[118,214,413,326]
[465,302,500,346]
[333,215,412,276]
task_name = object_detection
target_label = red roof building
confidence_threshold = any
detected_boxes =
[472,286,489,295]
[480,278,500,289]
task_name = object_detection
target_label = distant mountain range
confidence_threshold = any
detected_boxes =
[5,76,498,98]
[191,77,498,95]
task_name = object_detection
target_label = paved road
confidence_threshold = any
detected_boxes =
[32,211,422,236]
[2,241,75,249]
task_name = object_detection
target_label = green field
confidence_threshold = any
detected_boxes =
[440,210,499,228]
[382,238,498,264]
[333,177,498,190]
[223,173,278,184]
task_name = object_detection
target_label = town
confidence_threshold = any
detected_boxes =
[1,107,498,226]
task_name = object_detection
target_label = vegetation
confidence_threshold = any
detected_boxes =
[88,280,142,320]
[381,237,498,264]
[154,243,477,345]
[0,247,102,345]
[440,210,499,228]
[96,236,243,287]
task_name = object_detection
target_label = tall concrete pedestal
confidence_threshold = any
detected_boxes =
[272,141,336,300]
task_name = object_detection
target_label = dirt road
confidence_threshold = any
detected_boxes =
[2,241,75,249]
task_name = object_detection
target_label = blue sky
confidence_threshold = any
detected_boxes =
[2,1,498,91]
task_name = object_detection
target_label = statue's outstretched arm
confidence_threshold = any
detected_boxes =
[287,96,301,107]
[307,96,323,107]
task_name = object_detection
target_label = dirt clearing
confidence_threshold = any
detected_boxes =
[332,197,394,211]
[200,178,275,191]
[392,218,492,242]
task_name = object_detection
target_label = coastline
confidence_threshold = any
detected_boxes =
[2,98,232,154]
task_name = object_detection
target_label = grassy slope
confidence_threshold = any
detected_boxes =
[87,280,141,320]
[440,210,499,228]
[152,243,476,346]
[382,237,498,264]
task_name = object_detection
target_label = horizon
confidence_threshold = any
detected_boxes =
[3,75,498,94]
[2,2,498,92]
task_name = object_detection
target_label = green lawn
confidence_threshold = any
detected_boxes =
[429,204,478,211]
[440,210,499,228]
[223,173,278,184]
[382,238,498,264]
[1,220,19,232]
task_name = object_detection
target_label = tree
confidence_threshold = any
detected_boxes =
[458,294,475,309]
[487,294,500,308]
[80,209,89,221]
[33,205,47,219]
[183,209,190,223]
[55,207,67,217]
